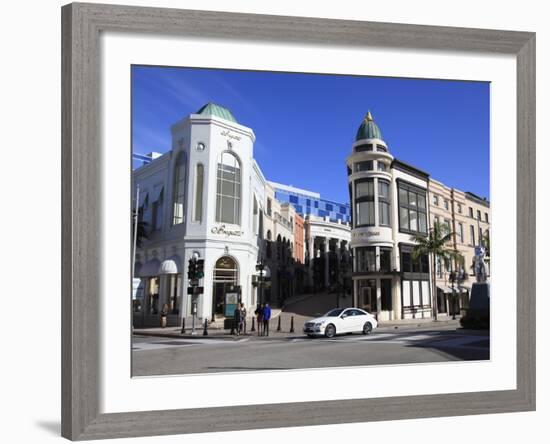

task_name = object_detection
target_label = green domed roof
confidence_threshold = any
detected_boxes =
[196,102,237,123]
[355,111,382,141]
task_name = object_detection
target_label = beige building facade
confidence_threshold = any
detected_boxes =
[428,180,491,316]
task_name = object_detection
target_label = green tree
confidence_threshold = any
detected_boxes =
[410,222,463,320]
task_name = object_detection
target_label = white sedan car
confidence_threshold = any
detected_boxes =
[303,307,378,338]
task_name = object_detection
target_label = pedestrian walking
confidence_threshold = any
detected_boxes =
[233,304,242,336]
[262,303,272,337]
[255,303,264,336]
[239,303,247,335]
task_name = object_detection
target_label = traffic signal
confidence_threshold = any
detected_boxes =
[196,259,204,279]
[187,258,197,279]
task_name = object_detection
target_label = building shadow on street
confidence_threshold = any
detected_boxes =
[283,291,350,318]
[399,332,490,361]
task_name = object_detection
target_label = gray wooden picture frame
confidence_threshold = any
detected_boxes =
[61,2,536,440]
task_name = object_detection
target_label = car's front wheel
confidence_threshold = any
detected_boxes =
[325,324,336,338]
[362,322,373,335]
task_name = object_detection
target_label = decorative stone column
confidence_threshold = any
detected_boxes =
[376,278,382,319]
[324,238,330,289]
[308,235,315,287]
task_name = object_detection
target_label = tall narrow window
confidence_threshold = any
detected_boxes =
[378,180,391,226]
[379,247,392,272]
[193,164,204,223]
[458,222,464,243]
[172,152,186,225]
[398,181,427,234]
[470,225,475,245]
[253,196,259,234]
[355,179,375,227]
[216,152,241,225]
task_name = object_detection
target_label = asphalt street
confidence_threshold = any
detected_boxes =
[132,328,490,376]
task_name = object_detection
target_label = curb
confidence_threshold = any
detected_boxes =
[133,331,301,340]
[133,331,238,340]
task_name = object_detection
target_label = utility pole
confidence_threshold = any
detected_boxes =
[131,184,141,328]
[131,184,140,282]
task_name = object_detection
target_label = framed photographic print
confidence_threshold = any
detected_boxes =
[61,2,535,440]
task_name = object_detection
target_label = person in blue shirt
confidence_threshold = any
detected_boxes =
[262,303,272,336]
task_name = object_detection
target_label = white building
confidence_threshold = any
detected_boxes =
[347,112,432,321]
[133,103,270,327]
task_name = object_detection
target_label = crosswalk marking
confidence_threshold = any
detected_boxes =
[133,331,488,352]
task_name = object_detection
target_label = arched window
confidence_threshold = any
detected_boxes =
[172,152,186,225]
[193,163,204,223]
[213,256,239,284]
[216,152,241,225]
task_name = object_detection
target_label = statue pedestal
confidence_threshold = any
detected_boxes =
[470,282,490,312]
[461,282,490,330]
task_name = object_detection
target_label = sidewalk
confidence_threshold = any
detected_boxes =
[133,314,486,340]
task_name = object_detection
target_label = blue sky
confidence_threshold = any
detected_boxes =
[132,66,490,203]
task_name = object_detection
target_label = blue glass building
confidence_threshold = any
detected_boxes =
[269,181,351,223]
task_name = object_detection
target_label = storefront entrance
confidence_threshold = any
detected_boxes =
[212,256,239,317]
[357,279,377,313]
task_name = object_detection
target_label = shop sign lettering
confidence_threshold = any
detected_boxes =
[353,231,381,238]
[220,130,241,141]
[211,225,243,237]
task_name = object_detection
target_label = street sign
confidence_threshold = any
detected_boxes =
[187,286,204,295]
[196,259,204,279]
[225,292,239,317]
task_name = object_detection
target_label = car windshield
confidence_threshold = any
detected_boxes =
[324,308,345,317]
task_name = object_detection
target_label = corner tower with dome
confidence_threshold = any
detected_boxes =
[347,111,433,321]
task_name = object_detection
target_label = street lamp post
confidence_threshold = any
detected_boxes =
[450,271,457,320]
[255,258,265,306]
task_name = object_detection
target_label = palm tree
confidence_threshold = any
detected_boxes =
[410,222,463,321]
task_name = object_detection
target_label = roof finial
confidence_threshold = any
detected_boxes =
[366,110,374,121]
